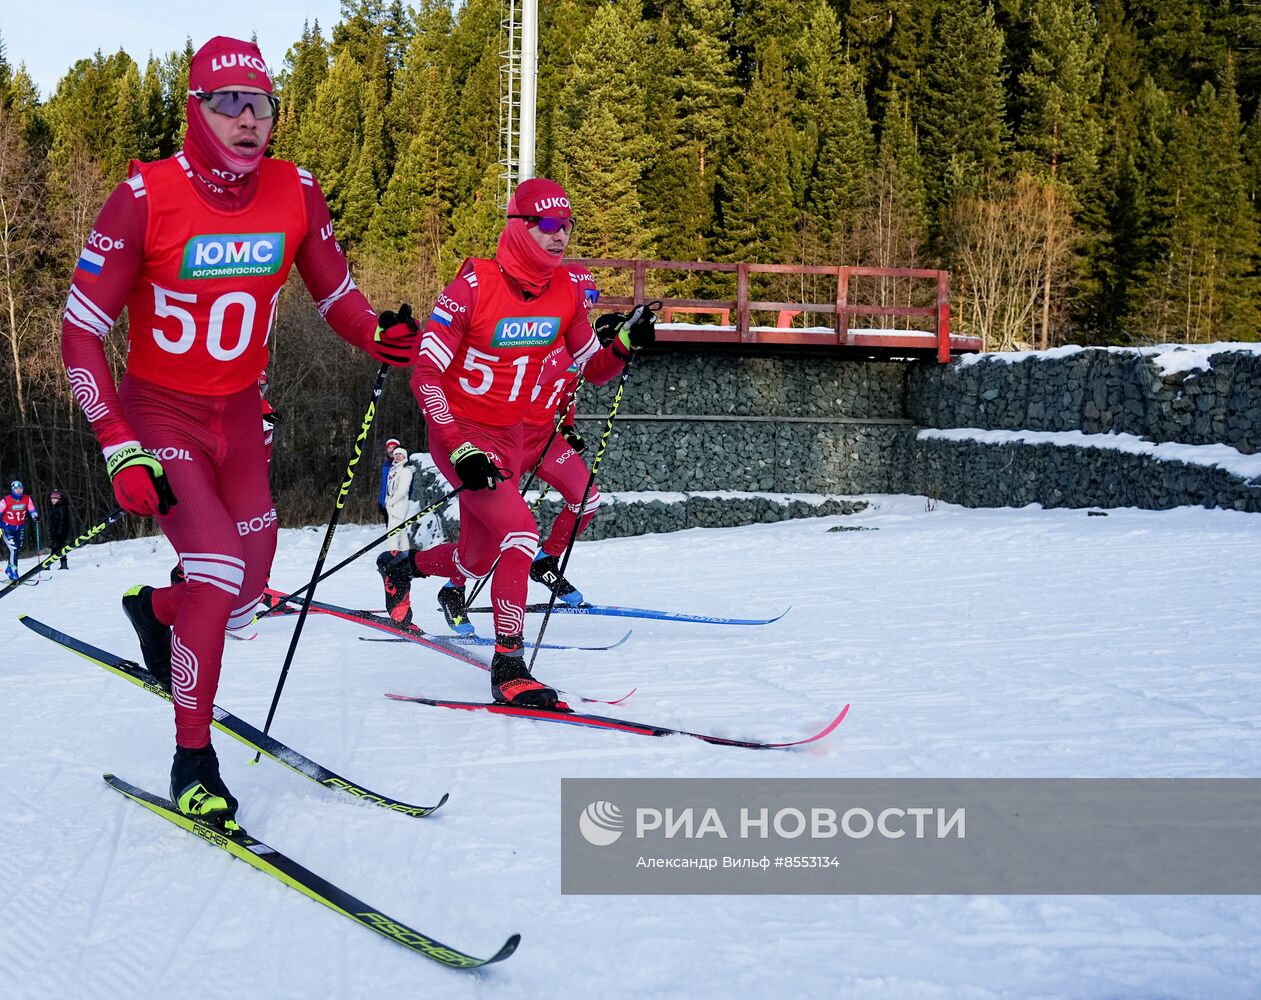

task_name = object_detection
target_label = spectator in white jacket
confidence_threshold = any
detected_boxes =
[384,447,414,553]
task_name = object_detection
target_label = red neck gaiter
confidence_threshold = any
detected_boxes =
[183,37,275,210]
[494,177,573,297]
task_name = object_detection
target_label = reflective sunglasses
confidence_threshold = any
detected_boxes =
[190,89,281,120]
[508,214,574,235]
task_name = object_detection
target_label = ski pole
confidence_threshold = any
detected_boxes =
[256,485,463,616]
[0,507,126,599]
[527,308,653,669]
[256,359,395,756]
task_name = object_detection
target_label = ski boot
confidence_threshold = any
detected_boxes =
[170,743,239,831]
[121,585,172,689]
[377,550,419,625]
[5,564,17,582]
[529,553,584,605]
[490,635,558,708]
[437,582,474,636]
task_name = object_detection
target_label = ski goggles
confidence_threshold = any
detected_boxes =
[190,89,281,120]
[509,215,575,235]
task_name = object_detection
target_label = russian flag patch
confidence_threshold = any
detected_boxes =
[75,249,106,281]
[431,306,453,327]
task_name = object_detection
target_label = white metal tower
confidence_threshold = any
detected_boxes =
[498,0,539,207]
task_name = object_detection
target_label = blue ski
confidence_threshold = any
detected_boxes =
[467,602,790,626]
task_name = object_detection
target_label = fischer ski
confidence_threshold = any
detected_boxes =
[105,774,518,969]
[466,601,790,626]
[386,693,849,750]
[263,591,635,707]
[21,616,447,818]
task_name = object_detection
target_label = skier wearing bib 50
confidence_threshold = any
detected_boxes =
[60,37,418,829]
[383,177,655,708]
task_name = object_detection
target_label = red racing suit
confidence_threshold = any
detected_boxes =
[408,258,626,639]
[61,152,382,748]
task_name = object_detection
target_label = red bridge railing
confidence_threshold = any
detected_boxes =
[568,259,979,363]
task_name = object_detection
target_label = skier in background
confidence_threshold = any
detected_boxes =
[60,36,418,829]
[379,177,654,708]
[47,489,74,569]
[1,481,39,581]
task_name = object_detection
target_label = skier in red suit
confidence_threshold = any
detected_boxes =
[382,178,655,707]
[60,36,418,828]
[1,481,38,581]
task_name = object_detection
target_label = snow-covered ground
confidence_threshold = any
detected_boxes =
[2,496,1259,998]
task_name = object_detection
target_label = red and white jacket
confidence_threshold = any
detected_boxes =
[62,152,381,459]
[411,259,625,455]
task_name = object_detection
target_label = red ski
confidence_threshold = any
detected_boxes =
[385,693,849,750]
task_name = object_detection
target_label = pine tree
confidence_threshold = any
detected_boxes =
[1017,0,1105,347]
[366,66,454,269]
[804,67,876,266]
[881,0,941,115]
[918,0,1008,213]
[640,0,738,270]
[868,88,928,270]
[1134,66,1260,342]
[553,0,654,262]
[792,1,848,211]
[274,20,329,163]
[289,50,365,222]
[439,160,504,281]
[338,85,386,246]
[714,41,795,265]
[1017,0,1104,191]
[107,61,146,180]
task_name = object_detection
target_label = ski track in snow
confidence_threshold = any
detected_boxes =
[2,497,1260,998]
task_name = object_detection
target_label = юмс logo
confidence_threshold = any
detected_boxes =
[579,801,624,846]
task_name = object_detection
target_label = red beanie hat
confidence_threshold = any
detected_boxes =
[189,37,274,95]
[507,178,572,219]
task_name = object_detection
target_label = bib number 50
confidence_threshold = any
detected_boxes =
[152,286,261,362]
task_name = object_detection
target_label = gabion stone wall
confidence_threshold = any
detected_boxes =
[580,351,909,419]
[905,436,1261,512]
[908,348,1261,453]
[571,420,915,495]
[905,347,1261,513]
[573,351,913,497]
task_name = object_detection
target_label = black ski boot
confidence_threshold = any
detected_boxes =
[437,583,473,635]
[170,743,239,830]
[490,636,558,708]
[122,585,172,689]
[529,554,584,605]
[377,550,421,625]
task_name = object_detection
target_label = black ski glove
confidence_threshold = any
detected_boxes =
[561,424,586,454]
[450,442,507,491]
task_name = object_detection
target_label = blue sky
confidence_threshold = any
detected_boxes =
[3,2,347,99]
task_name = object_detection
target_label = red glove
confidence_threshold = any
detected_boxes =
[370,303,419,366]
[106,444,178,517]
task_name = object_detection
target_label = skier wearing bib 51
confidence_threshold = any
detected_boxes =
[59,36,419,829]
[383,177,655,708]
